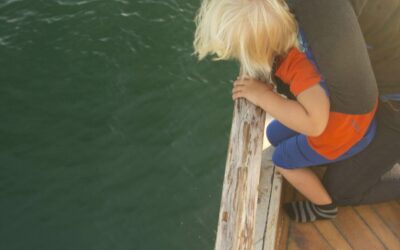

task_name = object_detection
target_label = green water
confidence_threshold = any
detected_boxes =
[0,0,238,249]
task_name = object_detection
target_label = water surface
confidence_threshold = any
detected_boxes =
[0,0,238,249]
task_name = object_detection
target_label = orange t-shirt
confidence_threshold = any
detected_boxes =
[275,47,377,160]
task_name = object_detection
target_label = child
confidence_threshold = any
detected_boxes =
[193,0,377,223]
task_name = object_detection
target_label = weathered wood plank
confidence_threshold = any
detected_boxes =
[255,119,284,250]
[312,221,352,250]
[289,222,333,249]
[254,121,275,250]
[263,168,283,250]
[372,201,400,239]
[355,205,400,249]
[215,98,266,250]
[333,207,385,249]
[254,160,275,250]
[280,171,400,250]
[286,238,300,250]
[275,180,295,250]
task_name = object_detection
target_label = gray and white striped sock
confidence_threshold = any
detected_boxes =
[283,201,337,223]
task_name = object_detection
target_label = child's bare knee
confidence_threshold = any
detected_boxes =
[275,165,292,174]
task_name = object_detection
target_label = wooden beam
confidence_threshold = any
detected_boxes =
[215,98,266,250]
[254,152,275,250]
[262,167,283,250]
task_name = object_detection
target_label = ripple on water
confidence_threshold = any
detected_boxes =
[40,14,76,24]
[55,0,99,6]
[1,1,223,248]
[0,0,23,9]
[114,0,129,5]
[0,35,11,46]
[120,11,140,18]
[2,10,37,26]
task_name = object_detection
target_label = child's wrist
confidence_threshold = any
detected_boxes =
[259,87,279,110]
[257,86,274,107]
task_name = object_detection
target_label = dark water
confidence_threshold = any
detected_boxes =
[0,1,239,249]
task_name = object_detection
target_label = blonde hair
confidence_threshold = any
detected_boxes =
[193,0,298,80]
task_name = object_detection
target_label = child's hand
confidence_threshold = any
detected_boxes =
[232,76,274,107]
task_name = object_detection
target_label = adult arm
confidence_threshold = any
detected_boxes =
[292,0,378,114]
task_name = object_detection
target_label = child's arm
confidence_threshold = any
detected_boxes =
[232,78,330,136]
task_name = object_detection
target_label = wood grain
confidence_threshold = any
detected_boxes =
[278,177,400,250]
[254,160,274,250]
[214,98,266,250]
[289,222,333,249]
[372,201,400,239]
[313,220,352,250]
[355,205,400,249]
[333,207,385,249]
[275,180,295,250]
[263,168,283,250]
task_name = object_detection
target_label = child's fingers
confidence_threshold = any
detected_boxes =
[233,80,246,86]
[232,87,245,100]
[232,85,244,93]
[232,92,243,100]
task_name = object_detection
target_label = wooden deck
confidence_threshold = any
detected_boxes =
[275,178,400,250]
[249,119,400,250]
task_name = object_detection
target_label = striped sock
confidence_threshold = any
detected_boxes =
[283,201,337,223]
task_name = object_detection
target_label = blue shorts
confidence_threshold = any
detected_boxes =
[266,119,377,169]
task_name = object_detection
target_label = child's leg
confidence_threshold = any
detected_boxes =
[266,120,299,147]
[270,119,377,222]
[272,135,338,222]
[276,167,337,223]
[277,167,332,205]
